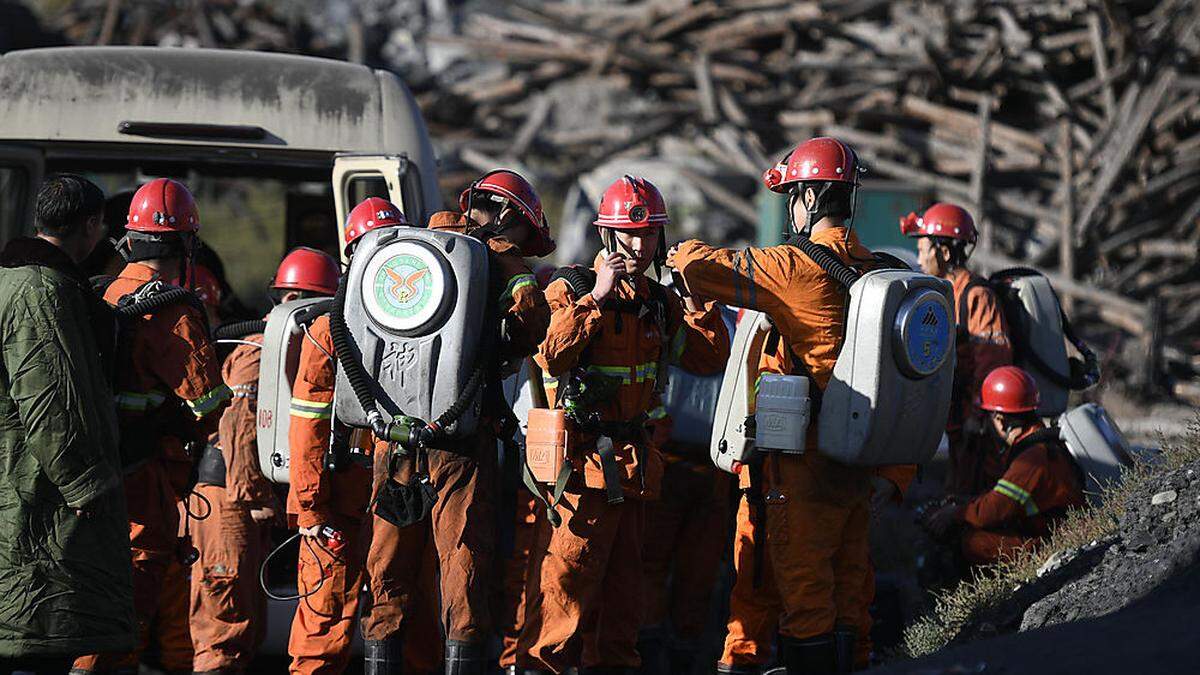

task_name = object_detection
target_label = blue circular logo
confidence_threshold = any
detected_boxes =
[902,295,950,376]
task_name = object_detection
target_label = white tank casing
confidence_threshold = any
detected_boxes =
[1001,274,1071,416]
[710,311,772,473]
[333,227,489,437]
[754,374,810,453]
[818,270,955,465]
[256,298,331,484]
[1058,403,1133,504]
[663,365,724,447]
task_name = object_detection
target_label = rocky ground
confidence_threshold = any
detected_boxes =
[876,442,1200,674]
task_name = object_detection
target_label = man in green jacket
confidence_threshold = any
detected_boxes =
[0,175,136,672]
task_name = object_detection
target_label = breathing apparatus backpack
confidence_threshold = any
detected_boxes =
[1057,402,1133,505]
[708,239,956,470]
[710,310,772,473]
[330,225,491,447]
[972,268,1100,416]
[253,298,332,484]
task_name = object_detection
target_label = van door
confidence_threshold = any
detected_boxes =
[0,145,44,246]
[331,154,425,261]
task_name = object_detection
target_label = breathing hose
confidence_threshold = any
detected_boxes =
[115,286,208,322]
[786,234,862,289]
[259,533,332,602]
[214,319,267,341]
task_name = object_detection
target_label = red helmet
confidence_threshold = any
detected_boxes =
[594,175,669,230]
[127,178,200,233]
[273,247,341,296]
[901,202,978,243]
[979,366,1040,413]
[459,169,554,257]
[343,197,407,255]
[762,137,860,194]
[192,265,221,310]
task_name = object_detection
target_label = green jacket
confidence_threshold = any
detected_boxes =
[0,238,135,657]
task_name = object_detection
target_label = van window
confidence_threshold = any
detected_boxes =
[0,167,30,241]
[62,166,336,318]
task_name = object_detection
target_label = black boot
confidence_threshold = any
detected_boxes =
[780,633,836,675]
[364,638,403,675]
[445,640,487,675]
[636,628,667,675]
[716,664,762,675]
[832,624,857,673]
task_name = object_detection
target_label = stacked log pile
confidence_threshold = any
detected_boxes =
[30,0,1200,398]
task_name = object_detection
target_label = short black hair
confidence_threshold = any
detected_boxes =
[35,174,105,238]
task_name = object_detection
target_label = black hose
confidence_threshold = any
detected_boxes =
[329,273,390,438]
[786,235,861,289]
[214,319,267,340]
[115,286,206,320]
[260,533,331,602]
[430,364,485,433]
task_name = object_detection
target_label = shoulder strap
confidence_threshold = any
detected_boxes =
[549,265,597,300]
[1007,428,1063,467]
[872,251,913,271]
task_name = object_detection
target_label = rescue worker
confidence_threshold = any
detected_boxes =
[0,175,135,671]
[925,366,1085,566]
[359,170,555,675]
[190,249,340,673]
[901,204,1012,496]
[638,372,733,674]
[74,177,232,673]
[518,175,729,674]
[144,265,225,675]
[287,199,406,675]
[668,138,878,674]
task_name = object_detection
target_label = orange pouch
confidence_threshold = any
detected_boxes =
[526,408,570,485]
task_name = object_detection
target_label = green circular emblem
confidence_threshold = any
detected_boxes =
[372,254,433,319]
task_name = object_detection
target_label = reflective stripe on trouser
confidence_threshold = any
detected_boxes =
[74,459,179,672]
[642,460,730,641]
[287,514,366,675]
[189,483,268,671]
[360,511,443,673]
[517,488,645,673]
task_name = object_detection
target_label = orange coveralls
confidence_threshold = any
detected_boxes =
[641,422,733,663]
[354,211,550,662]
[75,263,230,672]
[673,229,875,650]
[946,268,1013,497]
[517,264,728,673]
[286,313,375,675]
[189,334,275,672]
[958,425,1085,566]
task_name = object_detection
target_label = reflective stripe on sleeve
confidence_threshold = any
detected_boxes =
[290,397,333,420]
[500,273,537,303]
[186,383,232,417]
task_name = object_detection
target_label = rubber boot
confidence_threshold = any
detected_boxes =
[716,664,762,675]
[365,638,403,675]
[636,628,667,675]
[780,633,837,675]
[832,624,857,673]
[445,640,487,675]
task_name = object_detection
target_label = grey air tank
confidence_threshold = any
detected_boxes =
[817,269,955,465]
[333,226,489,437]
[256,298,332,484]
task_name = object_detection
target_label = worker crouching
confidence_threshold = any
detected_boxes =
[924,366,1086,566]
